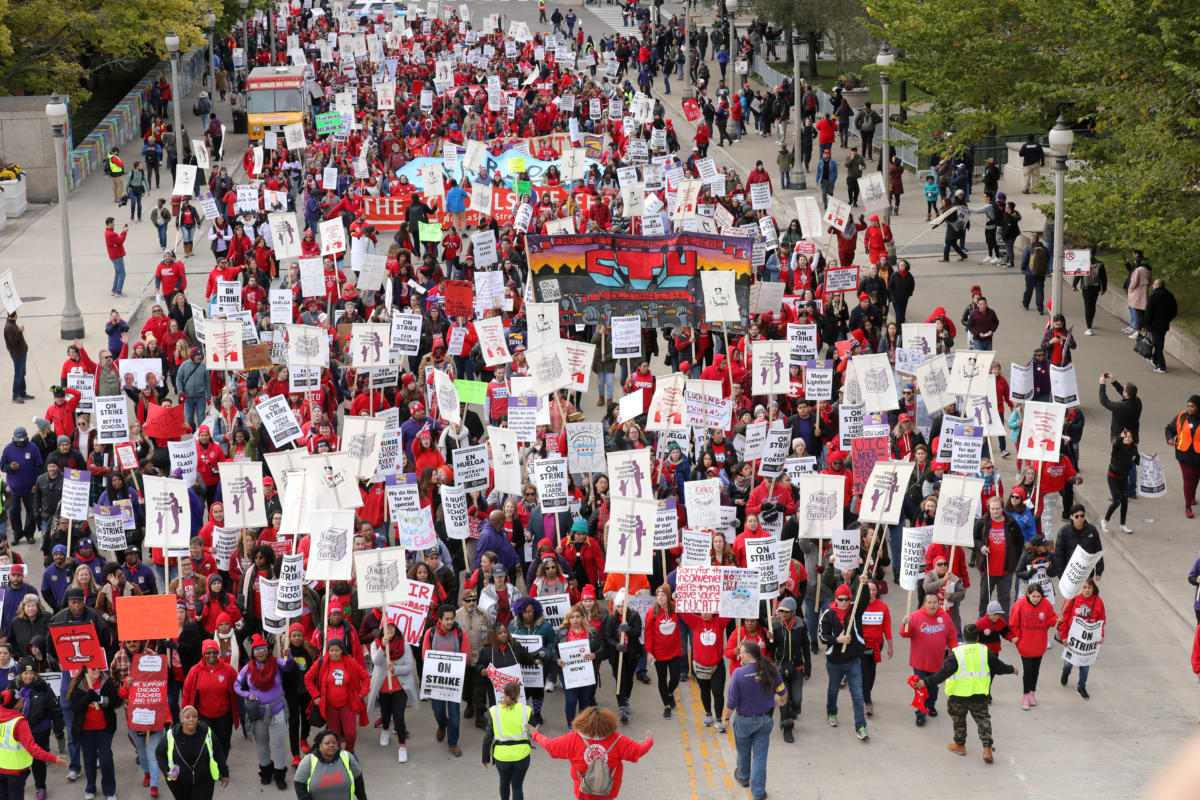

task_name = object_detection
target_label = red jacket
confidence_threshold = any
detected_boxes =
[182,659,240,724]
[105,228,127,260]
[195,440,226,487]
[304,652,369,718]
[560,539,606,586]
[0,707,57,773]
[643,607,683,661]
[1056,593,1105,642]
[1009,596,1058,657]
[745,479,796,518]
[529,729,653,800]
[681,614,728,667]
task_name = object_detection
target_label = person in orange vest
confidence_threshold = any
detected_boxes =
[1166,395,1200,518]
[538,0,547,22]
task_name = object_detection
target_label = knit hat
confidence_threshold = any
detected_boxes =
[56,435,70,446]
[1009,487,1027,501]
[52,545,67,556]
[64,587,84,600]
[580,585,596,600]
[986,601,1004,616]
[571,518,589,534]
[249,634,270,653]
[834,584,852,599]
[202,639,219,653]
[18,658,35,674]
[491,563,507,577]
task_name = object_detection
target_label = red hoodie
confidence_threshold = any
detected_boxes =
[182,652,240,724]
[900,605,958,671]
[643,606,683,661]
[1056,593,1105,642]
[529,729,653,800]
[1009,596,1058,657]
[681,614,729,667]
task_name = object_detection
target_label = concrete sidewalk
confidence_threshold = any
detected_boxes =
[577,0,1200,630]
[0,74,248,421]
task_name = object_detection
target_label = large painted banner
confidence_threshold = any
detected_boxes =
[527,233,754,328]
[362,185,596,230]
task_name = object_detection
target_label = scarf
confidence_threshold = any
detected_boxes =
[216,629,239,670]
[247,655,278,692]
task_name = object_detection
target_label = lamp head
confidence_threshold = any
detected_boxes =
[45,91,67,122]
[165,29,180,53]
[1048,113,1074,152]
[876,42,895,69]
[205,12,216,28]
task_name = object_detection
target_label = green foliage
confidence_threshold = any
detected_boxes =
[0,0,211,103]
[864,0,1200,277]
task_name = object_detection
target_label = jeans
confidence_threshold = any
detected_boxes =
[597,370,614,401]
[111,257,126,293]
[1128,306,1143,331]
[820,180,836,209]
[913,668,937,715]
[11,354,26,400]
[156,221,169,249]
[129,191,143,220]
[943,237,967,260]
[825,658,866,729]
[431,699,460,747]
[971,339,994,351]
[80,728,116,797]
[780,171,791,190]
[185,395,207,432]
[494,756,530,800]
[732,713,772,799]
[563,685,596,726]
[128,729,164,787]
[1061,662,1090,690]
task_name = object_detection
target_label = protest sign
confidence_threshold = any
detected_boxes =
[1138,452,1167,498]
[305,510,356,580]
[60,469,90,522]
[142,476,191,550]
[277,553,305,617]
[700,270,740,323]
[1017,401,1066,462]
[91,510,127,551]
[610,316,642,359]
[1059,547,1104,600]
[558,639,595,689]
[353,547,410,606]
[831,529,860,572]
[50,623,107,672]
[858,461,915,525]
[1050,363,1079,407]
[341,416,386,480]
[946,350,994,398]
[795,473,844,539]
[899,527,934,592]
[758,428,791,479]
[257,394,302,447]
[787,324,818,364]
[718,567,759,619]
[680,528,712,567]
[646,373,686,432]
[854,353,899,413]
[750,340,791,396]
[512,634,545,687]
[913,355,952,411]
[850,436,889,495]
[675,566,721,614]
[95,395,129,444]
[805,359,833,401]
[949,424,985,474]
[1063,618,1103,666]
[653,498,679,550]
[115,594,180,642]
[607,450,652,500]
[420,650,467,701]
[684,477,721,528]
[603,497,658,575]
[532,456,569,512]
[218,461,267,528]
[125,652,169,731]
[440,484,470,540]
[746,539,779,595]
[565,422,606,475]
[932,474,983,547]
[452,444,489,492]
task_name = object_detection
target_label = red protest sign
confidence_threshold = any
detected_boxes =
[443,280,474,318]
[126,652,169,732]
[143,404,187,440]
[114,442,138,471]
[50,623,107,672]
[682,98,701,122]
[116,594,181,642]
[851,436,890,495]
[385,581,435,646]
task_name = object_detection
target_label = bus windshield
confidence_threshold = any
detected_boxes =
[247,89,304,115]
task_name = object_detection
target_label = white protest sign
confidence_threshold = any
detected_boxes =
[932,474,983,547]
[899,526,934,591]
[1058,547,1103,600]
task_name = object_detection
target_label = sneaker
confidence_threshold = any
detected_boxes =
[36,790,46,800]
[703,714,714,726]
[1030,692,1037,706]
[151,790,158,798]
[663,707,672,719]
[545,679,557,692]
[1022,693,1031,710]
[865,701,874,717]
[1128,332,1139,339]
[84,794,95,800]
[1121,326,1133,333]
[1100,519,1109,533]
[827,715,838,728]
[1122,525,1134,534]
[1061,671,1069,686]
[856,727,869,742]
[291,755,301,767]
[1077,686,1090,700]
[928,708,938,718]
[714,721,727,733]
[143,774,150,787]
[915,713,926,726]
[1084,329,1094,336]
[1154,367,1166,374]
[397,745,408,763]
[782,726,794,743]
[1001,451,1011,459]
[619,707,630,724]
[380,730,391,747]
[67,771,80,782]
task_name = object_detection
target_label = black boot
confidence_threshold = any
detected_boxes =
[273,769,288,790]
[259,764,273,785]
[463,704,474,719]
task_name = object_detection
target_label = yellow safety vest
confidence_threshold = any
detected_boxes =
[305,752,355,800]
[944,642,990,697]
[538,0,545,8]
[107,155,124,176]
[166,727,220,781]
[0,718,33,771]
[488,703,531,762]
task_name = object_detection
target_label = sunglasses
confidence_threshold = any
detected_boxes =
[834,597,850,602]
[1072,513,1086,519]
[935,561,948,567]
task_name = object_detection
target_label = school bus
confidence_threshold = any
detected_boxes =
[246,64,310,142]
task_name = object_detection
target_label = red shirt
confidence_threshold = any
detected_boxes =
[900,606,958,671]
[987,519,1007,577]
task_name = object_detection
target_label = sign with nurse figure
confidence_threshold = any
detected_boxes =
[857,461,915,525]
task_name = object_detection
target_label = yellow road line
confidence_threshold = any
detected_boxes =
[678,672,748,799]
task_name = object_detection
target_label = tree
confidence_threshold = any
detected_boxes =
[0,0,209,103]
[864,0,1200,276]
[750,0,865,76]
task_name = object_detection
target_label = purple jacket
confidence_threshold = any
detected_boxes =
[474,519,521,573]
[234,655,294,715]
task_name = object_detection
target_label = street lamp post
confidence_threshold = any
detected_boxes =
[205,12,216,92]
[791,34,804,188]
[1047,113,1074,317]
[45,92,85,340]
[239,0,249,70]
[165,29,184,176]
[876,43,894,226]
